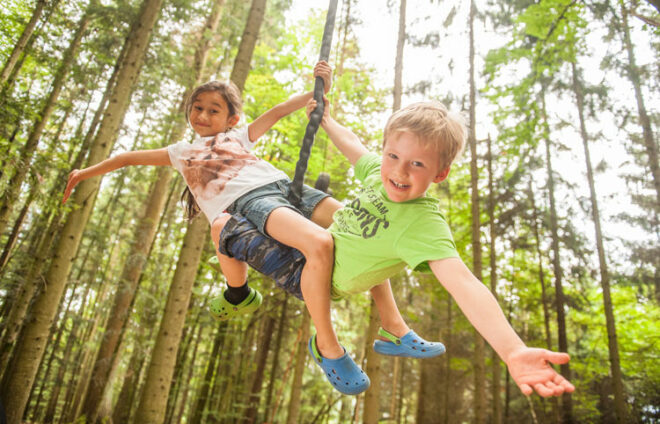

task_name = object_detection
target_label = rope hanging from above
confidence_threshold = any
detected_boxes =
[288,0,339,206]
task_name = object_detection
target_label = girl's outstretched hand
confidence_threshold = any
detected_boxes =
[314,60,332,94]
[506,346,575,397]
[62,169,83,203]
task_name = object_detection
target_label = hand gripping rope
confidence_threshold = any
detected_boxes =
[287,0,338,206]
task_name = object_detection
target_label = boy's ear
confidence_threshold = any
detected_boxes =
[433,166,451,183]
[228,114,240,127]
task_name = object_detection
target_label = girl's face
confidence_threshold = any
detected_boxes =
[189,91,239,137]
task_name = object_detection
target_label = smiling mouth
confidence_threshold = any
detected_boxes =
[390,180,409,189]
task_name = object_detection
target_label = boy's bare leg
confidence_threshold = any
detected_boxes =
[265,207,343,359]
[211,215,248,287]
[369,280,410,338]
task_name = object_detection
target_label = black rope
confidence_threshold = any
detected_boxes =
[288,0,338,207]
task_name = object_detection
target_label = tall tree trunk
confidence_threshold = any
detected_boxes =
[264,295,288,416]
[79,168,172,423]
[392,0,406,112]
[133,222,209,423]
[619,2,660,208]
[286,310,310,424]
[229,0,267,92]
[571,62,627,423]
[468,1,486,421]
[0,0,163,419]
[540,88,574,423]
[528,180,560,424]
[188,322,227,424]
[245,310,276,423]
[486,137,502,424]
[0,8,91,237]
[0,186,35,270]
[362,300,382,424]
[0,0,47,86]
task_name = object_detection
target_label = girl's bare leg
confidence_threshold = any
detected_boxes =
[211,215,248,287]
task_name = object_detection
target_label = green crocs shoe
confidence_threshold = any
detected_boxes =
[209,287,262,321]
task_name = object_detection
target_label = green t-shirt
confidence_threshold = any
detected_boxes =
[329,153,459,298]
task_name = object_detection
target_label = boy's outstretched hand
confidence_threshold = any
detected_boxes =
[506,347,575,397]
[314,60,332,94]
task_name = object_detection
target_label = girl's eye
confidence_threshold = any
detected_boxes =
[388,153,398,159]
[412,161,424,167]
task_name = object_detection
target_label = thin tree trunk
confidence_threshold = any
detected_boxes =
[0,9,91,236]
[529,180,560,424]
[188,322,227,424]
[229,0,267,92]
[571,62,627,423]
[286,310,310,424]
[392,0,406,112]
[264,295,288,416]
[487,136,502,424]
[540,88,574,423]
[245,310,276,423]
[619,2,660,208]
[0,0,164,419]
[468,1,486,421]
[362,300,382,424]
[0,0,47,85]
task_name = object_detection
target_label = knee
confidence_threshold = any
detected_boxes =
[211,214,231,240]
[304,230,334,260]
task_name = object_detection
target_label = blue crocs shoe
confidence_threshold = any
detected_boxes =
[373,328,445,358]
[308,335,370,395]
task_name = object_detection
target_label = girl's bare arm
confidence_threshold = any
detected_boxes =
[248,61,332,142]
[63,148,171,203]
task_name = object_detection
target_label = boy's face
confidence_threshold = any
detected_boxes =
[380,131,449,202]
[189,91,239,137]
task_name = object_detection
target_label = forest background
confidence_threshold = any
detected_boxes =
[0,0,658,423]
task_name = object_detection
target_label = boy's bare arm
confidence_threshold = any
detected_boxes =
[430,257,574,397]
[311,99,369,166]
[63,148,171,203]
[248,61,332,142]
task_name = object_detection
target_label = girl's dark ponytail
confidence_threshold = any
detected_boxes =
[181,186,201,219]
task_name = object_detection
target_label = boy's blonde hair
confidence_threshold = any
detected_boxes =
[383,101,466,171]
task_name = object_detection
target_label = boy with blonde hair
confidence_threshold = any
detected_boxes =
[218,98,575,398]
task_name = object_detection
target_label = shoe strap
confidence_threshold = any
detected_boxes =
[310,334,323,363]
[378,328,401,345]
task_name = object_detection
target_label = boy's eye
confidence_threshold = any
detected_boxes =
[412,161,424,167]
[388,153,398,159]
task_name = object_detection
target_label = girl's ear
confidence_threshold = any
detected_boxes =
[433,166,451,183]
[228,114,240,127]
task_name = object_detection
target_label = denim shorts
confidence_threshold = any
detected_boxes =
[226,178,330,234]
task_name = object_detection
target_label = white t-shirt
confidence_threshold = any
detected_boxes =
[167,126,288,223]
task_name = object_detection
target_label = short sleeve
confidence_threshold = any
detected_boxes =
[395,212,459,272]
[231,126,253,150]
[354,153,380,182]
[167,140,188,171]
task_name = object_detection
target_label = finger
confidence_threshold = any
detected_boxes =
[555,376,575,393]
[544,351,570,365]
[533,383,554,398]
[544,381,564,396]
[518,383,533,396]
